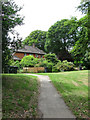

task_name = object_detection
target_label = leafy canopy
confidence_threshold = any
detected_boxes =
[45,18,78,53]
[23,30,47,52]
[71,15,89,66]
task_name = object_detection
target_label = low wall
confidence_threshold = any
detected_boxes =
[23,67,45,73]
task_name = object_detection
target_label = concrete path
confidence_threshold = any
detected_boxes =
[26,74,76,119]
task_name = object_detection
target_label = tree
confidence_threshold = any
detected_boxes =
[71,15,89,68]
[70,0,90,69]
[45,18,78,61]
[23,30,47,52]
[2,0,24,72]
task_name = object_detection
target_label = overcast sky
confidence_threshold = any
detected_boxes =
[14,0,83,40]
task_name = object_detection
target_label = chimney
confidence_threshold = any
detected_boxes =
[32,43,35,48]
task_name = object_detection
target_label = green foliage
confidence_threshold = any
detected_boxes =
[44,53,59,65]
[83,51,90,69]
[2,0,24,72]
[39,60,53,72]
[20,55,38,67]
[45,18,78,60]
[11,60,21,69]
[52,66,59,72]
[55,60,74,72]
[35,54,59,72]
[23,30,47,52]
[71,15,89,68]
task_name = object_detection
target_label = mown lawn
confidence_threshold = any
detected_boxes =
[38,70,89,119]
[2,74,39,118]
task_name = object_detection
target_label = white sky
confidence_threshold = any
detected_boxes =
[14,0,83,40]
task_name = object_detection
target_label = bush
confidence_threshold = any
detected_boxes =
[20,55,38,67]
[11,60,21,69]
[44,53,59,65]
[55,60,74,72]
[35,60,53,72]
[52,66,59,72]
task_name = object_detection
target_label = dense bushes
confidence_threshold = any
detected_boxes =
[35,60,53,72]
[20,55,38,67]
[11,60,21,69]
[53,60,74,72]
[10,54,75,73]
[44,53,59,65]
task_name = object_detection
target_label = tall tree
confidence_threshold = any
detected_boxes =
[71,0,90,68]
[45,18,78,61]
[23,30,47,52]
[2,0,24,71]
[71,14,89,68]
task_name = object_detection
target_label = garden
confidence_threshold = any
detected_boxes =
[9,53,89,73]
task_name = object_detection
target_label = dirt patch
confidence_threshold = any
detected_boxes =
[78,80,88,86]
[72,81,79,86]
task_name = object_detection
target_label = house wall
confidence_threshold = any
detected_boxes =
[14,52,44,60]
[14,52,24,59]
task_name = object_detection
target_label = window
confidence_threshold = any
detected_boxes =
[24,53,26,56]
[36,54,38,58]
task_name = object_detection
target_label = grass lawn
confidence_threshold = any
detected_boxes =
[38,70,89,119]
[2,74,39,118]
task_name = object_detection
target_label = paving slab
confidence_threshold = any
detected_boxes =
[26,74,76,119]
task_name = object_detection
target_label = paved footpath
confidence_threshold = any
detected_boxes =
[27,74,76,119]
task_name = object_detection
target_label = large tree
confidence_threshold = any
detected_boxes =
[23,30,47,52]
[2,0,24,71]
[71,1,90,68]
[45,18,78,61]
[71,15,88,58]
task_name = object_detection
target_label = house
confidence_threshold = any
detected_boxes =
[12,44,46,61]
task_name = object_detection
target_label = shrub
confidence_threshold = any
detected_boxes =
[52,66,59,72]
[44,53,59,65]
[11,60,21,69]
[35,60,53,72]
[55,60,74,72]
[20,55,38,67]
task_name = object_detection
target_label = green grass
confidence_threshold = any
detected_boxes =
[37,70,89,119]
[2,74,39,118]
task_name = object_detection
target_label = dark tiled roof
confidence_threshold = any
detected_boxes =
[15,45,46,55]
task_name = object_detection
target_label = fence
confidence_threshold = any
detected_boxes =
[23,67,45,73]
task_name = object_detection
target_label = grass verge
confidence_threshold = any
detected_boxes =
[2,74,39,118]
[38,70,89,119]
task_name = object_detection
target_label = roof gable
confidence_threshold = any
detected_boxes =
[15,45,46,55]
